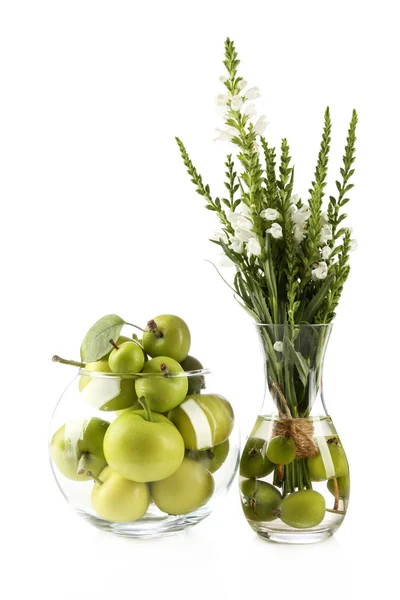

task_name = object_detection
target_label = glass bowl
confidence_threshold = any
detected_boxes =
[49,367,239,537]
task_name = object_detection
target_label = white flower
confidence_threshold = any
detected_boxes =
[274,341,284,353]
[213,127,233,142]
[216,93,229,106]
[320,224,333,244]
[253,140,260,153]
[226,210,240,227]
[209,231,228,243]
[219,75,227,83]
[321,211,329,226]
[254,115,268,135]
[261,208,280,221]
[235,215,253,231]
[267,222,283,239]
[231,95,244,111]
[292,206,311,224]
[246,87,261,100]
[235,228,253,242]
[294,223,306,244]
[350,239,358,252]
[243,103,257,117]
[290,194,300,203]
[311,261,328,281]
[247,237,262,257]
[229,238,243,254]
[236,201,251,216]
[321,245,332,260]
[218,253,235,268]
[238,79,248,91]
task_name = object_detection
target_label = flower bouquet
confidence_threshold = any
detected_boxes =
[176,39,356,542]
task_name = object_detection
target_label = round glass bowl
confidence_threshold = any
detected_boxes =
[49,368,239,537]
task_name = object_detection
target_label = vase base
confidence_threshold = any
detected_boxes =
[257,528,333,545]
[75,506,212,538]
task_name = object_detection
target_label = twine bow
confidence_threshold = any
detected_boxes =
[271,381,319,459]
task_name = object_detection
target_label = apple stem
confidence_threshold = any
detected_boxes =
[77,452,88,475]
[147,319,163,338]
[333,476,340,510]
[109,339,119,351]
[125,322,147,334]
[137,396,154,422]
[52,355,86,368]
[86,471,103,485]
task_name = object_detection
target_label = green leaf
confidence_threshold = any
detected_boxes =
[302,274,335,323]
[283,335,309,387]
[80,314,125,361]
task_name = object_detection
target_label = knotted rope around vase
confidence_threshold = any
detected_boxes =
[271,381,319,459]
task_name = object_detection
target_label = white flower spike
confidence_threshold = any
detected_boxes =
[235,228,253,242]
[274,341,284,353]
[292,206,311,224]
[247,237,262,257]
[267,222,283,239]
[229,238,244,254]
[246,87,261,100]
[261,208,280,221]
[311,261,328,281]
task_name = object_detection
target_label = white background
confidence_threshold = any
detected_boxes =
[0,0,398,598]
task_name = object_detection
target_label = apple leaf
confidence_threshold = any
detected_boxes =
[80,314,125,362]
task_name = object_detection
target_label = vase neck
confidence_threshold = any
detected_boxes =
[255,324,332,418]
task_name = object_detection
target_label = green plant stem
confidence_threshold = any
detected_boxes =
[52,355,86,368]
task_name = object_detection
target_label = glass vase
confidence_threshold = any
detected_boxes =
[239,324,349,544]
[49,367,239,537]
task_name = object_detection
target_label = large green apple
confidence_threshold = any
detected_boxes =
[151,458,214,515]
[134,356,188,412]
[91,466,150,522]
[50,417,109,481]
[79,359,137,411]
[168,394,234,450]
[103,410,185,482]
[142,315,191,362]
[308,438,349,481]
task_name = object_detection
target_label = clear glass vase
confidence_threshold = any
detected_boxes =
[239,324,349,544]
[49,367,239,537]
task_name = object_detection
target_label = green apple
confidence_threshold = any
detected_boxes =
[240,437,274,478]
[102,335,133,359]
[180,355,204,395]
[240,479,282,522]
[79,359,137,411]
[151,458,214,515]
[143,314,191,362]
[114,400,142,417]
[50,417,109,481]
[280,489,326,529]
[308,438,348,481]
[90,466,150,522]
[109,340,145,374]
[327,473,350,499]
[266,436,296,465]
[134,356,188,412]
[103,410,185,482]
[168,394,234,450]
[186,439,230,474]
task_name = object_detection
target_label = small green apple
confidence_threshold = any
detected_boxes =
[90,466,150,522]
[308,438,348,481]
[142,315,191,362]
[109,340,145,374]
[134,356,188,412]
[79,359,137,411]
[241,479,282,522]
[266,436,296,465]
[50,417,109,481]
[168,393,234,450]
[103,409,185,482]
[240,437,274,478]
[280,489,326,529]
[151,458,214,515]
[180,355,204,395]
[327,473,350,499]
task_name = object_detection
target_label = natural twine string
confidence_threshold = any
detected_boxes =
[271,381,319,459]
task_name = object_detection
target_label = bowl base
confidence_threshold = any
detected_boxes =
[75,506,212,538]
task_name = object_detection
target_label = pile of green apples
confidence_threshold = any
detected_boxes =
[239,434,349,529]
[51,314,235,523]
